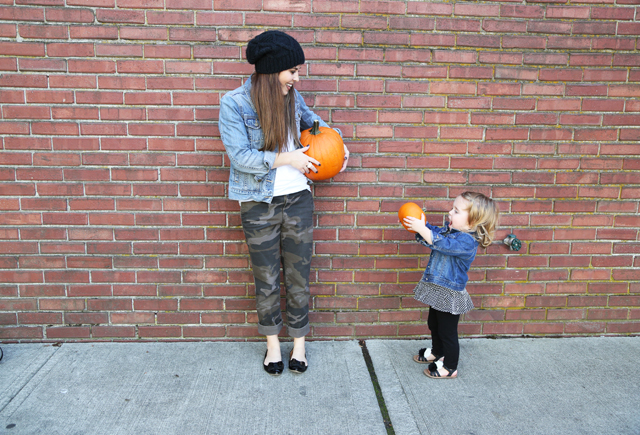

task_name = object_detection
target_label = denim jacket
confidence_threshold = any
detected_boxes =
[416,222,479,291]
[219,76,341,203]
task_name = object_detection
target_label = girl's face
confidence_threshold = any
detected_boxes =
[278,65,301,95]
[448,196,472,231]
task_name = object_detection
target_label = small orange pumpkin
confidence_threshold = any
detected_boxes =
[398,202,424,233]
[300,120,345,181]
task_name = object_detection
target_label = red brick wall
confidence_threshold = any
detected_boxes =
[1,0,639,342]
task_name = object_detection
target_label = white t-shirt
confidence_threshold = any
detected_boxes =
[272,134,310,197]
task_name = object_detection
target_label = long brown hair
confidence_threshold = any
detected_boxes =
[250,72,299,152]
[460,191,500,248]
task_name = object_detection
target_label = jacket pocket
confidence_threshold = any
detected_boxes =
[230,167,250,191]
[243,117,263,148]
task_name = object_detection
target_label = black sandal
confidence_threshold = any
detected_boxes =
[263,350,284,376]
[413,348,443,364]
[424,363,457,379]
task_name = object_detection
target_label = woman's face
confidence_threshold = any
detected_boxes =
[278,65,301,95]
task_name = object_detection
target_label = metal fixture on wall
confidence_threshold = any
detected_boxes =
[502,234,522,251]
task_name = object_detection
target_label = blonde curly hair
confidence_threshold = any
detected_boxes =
[460,191,499,248]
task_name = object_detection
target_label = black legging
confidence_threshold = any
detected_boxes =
[427,307,460,371]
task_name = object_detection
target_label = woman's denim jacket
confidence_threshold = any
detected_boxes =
[416,223,479,291]
[219,76,341,203]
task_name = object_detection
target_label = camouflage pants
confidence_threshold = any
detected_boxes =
[240,189,313,338]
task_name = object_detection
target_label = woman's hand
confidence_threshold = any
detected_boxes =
[274,146,320,174]
[340,145,350,173]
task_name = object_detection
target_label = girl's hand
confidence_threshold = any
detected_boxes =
[403,213,426,233]
[339,145,350,173]
[277,146,320,174]
[404,214,433,244]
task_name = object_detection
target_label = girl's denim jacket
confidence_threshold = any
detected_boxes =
[219,76,341,203]
[416,223,479,291]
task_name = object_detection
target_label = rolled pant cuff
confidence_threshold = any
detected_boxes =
[287,322,310,338]
[258,320,283,337]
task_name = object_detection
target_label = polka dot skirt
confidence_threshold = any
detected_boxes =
[413,281,474,315]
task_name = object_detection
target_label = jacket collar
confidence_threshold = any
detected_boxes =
[443,223,476,238]
[242,75,257,112]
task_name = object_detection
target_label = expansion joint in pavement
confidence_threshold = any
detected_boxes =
[359,340,395,435]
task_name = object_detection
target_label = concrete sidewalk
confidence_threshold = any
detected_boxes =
[368,337,640,435]
[0,337,638,435]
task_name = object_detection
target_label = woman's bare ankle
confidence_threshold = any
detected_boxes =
[264,335,281,363]
[291,337,306,363]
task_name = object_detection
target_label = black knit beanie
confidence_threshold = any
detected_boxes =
[246,30,305,75]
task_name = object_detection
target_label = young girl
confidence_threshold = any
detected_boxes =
[403,192,499,379]
[219,30,349,376]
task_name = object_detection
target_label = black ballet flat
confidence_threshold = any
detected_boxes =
[288,350,307,374]
[263,350,284,376]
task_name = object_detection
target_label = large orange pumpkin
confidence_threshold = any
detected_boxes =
[300,120,345,181]
[398,202,424,233]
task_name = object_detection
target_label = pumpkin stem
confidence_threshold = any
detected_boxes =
[311,120,320,135]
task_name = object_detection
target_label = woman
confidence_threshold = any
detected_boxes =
[219,30,349,376]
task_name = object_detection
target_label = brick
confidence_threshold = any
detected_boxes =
[524,53,568,66]
[524,323,564,335]
[344,16,388,31]
[565,322,606,334]
[18,24,68,39]
[478,83,520,96]
[538,98,581,112]
[97,9,144,24]
[46,8,94,22]
[482,323,523,335]
[0,42,45,57]
[607,323,640,334]
[582,98,624,112]
[593,38,635,51]
[411,33,456,48]
[0,327,43,339]
[355,324,397,337]
[0,313,17,325]
[591,7,634,20]
[437,18,481,32]
[618,23,640,35]
[574,129,617,141]
[456,3,501,17]
[539,69,582,82]
[573,21,616,35]
[408,2,452,16]
[69,25,118,40]
[546,6,589,19]
[120,26,168,41]
[433,50,477,64]
[529,20,572,35]
[483,19,527,33]
[315,30,361,45]
[547,36,591,50]
[0,74,47,88]
[500,5,544,19]
[144,45,192,59]
[389,16,434,31]
[570,54,611,67]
